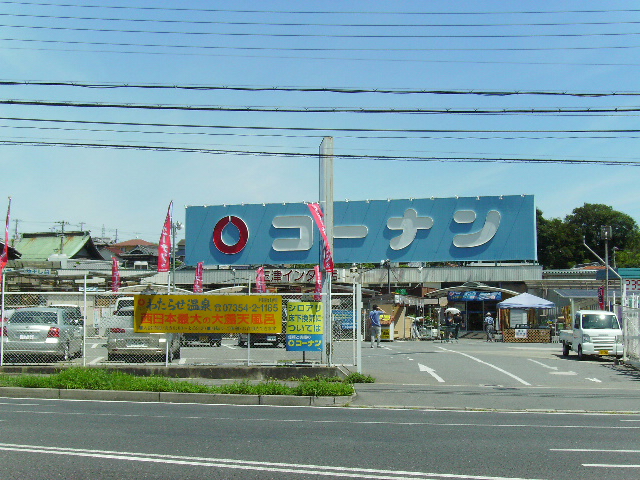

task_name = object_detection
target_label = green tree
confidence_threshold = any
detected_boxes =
[536,209,581,268]
[565,203,640,262]
[537,204,640,269]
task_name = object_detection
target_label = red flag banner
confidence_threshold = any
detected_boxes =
[0,197,11,277]
[158,201,173,272]
[314,265,322,301]
[598,285,605,310]
[255,266,266,293]
[111,258,120,293]
[307,203,334,272]
[193,261,204,293]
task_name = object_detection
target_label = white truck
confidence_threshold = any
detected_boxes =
[559,309,623,360]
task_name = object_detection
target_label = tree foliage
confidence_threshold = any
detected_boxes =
[537,204,640,269]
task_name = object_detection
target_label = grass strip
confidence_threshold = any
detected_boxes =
[0,367,362,396]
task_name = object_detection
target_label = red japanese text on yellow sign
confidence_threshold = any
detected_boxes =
[133,294,282,334]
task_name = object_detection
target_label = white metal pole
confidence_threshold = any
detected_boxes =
[320,137,334,366]
[83,273,87,367]
[356,283,363,373]
[0,273,4,367]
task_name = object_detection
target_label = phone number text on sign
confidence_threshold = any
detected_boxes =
[286,301,323,352]
[133,294,282,333]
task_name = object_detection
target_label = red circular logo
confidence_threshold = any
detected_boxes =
[212,216,249,254]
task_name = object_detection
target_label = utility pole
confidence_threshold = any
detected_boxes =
[55,220,69,254]
[12,219,19,245]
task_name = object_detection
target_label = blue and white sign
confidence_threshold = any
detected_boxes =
[334,309,356,330]
[186,195,536,265]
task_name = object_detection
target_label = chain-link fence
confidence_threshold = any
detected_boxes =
[1,290,362,368]
[623,307,640,363]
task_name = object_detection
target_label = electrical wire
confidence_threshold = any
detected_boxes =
[2,80,640,97]
[2,139,639,166]
[3,1,640,17]
[3,99,640,115]
[4,36,640,52]
[5,22,640,39]
[4,11,640,29]
[2,116,640,136]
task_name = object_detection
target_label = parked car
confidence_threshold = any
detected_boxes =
[106,307,181,362]
[237,332,285,348]
[181,333,222,347]
[49,304,84,323]
[2,307,83,361]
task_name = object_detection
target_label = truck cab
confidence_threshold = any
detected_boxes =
[560,310,623,360]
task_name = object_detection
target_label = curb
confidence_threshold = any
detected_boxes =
[0,386,354,407]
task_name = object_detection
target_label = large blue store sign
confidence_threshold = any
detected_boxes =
[185,195,536,265]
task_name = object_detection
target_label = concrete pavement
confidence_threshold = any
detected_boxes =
[2,361,640,412]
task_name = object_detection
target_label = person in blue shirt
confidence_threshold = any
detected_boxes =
[369,304,384,348]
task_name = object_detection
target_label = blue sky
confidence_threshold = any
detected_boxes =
[2,0,640,244]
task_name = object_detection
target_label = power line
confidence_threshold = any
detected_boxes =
[2,139,639,166]
[7,121,640,142]
[4,44,640,66]
[3,80,640,97]
[3,1,640,16]
[4,36,640,53]
[5,11,640,29]
[5,22,640,39]
[3,98,640,115]
[3,116,640,135]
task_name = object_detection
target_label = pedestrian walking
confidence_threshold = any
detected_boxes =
[484,312,495,342]
[369,304,384,348]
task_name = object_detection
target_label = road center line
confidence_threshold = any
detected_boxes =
[438,347,531,386]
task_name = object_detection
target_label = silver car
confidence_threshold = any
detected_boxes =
[106,307,181,362]
[2,307,83,361]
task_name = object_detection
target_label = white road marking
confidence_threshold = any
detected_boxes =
[438,347,531,386]
[585,378,602,383]
[418,363,445,383]
[91,343,100,349]
[0,443,548,480]
[552,448,640,453]
[549,371,577,376]
[553,448,640,468]
[178,358,186,365]
[528,359,558,370]
[88,357,103,365]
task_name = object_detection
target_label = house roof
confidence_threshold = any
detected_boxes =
[113,239,156,247]
[12,231,103,261]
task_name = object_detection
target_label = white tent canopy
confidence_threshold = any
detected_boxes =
[497,292,555,310]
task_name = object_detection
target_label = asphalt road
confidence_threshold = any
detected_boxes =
[351,339,640,412]
[0,398,639,480]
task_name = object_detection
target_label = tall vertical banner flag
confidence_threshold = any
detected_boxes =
[307,203,334,273]
[193,261,204,293]
[158,201,173,273]
[111,258,120,292]
[255,266,266,293]
[0,197,11,278]
[314,265,322,301]
[598,285,605,310]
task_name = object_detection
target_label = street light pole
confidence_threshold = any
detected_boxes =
[601,226,612,310]
[171,221,183,292]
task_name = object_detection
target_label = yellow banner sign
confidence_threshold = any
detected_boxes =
[133,294,282,334]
